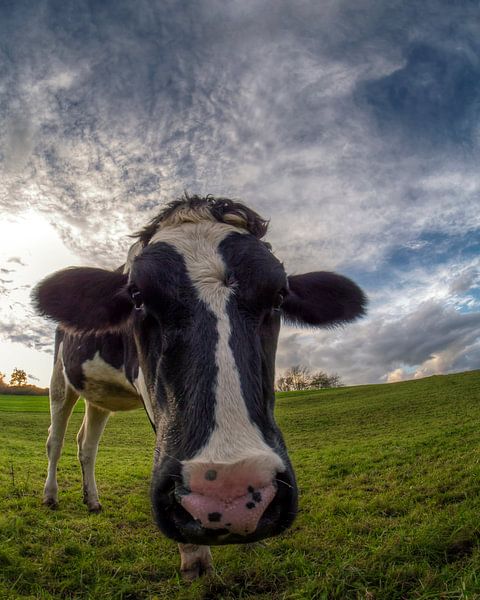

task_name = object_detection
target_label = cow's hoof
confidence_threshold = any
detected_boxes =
[87,502,102,514]
[181,561,213,582]
[43,497,59,510]
[179,544,213,581]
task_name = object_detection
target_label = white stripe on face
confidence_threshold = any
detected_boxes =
[134,367,155,428]
[124,240,143,274]
[150,222,285,470]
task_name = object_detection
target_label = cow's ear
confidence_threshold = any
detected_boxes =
[281,272,367,327]
[32,267,132,332]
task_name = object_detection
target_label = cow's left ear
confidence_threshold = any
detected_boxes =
[32,267,132,333]
[281,272,367,327]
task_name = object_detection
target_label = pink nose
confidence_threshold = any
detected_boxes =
[178,460,278,536]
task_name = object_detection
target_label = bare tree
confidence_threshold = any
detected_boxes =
[326,373,343,388]
[276,365,311,392]
[289,365,311,390]
[276,366,343,392]
[275,376,290,392]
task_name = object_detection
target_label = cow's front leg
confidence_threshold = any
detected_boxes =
[178,544,213,580]
[77,402,110,512]
[44,366,78,509]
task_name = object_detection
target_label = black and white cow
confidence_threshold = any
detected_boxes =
[33,196,366,579]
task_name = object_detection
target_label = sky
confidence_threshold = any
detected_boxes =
[1,0,479,387]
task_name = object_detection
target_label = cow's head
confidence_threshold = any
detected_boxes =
[33,196,366,545]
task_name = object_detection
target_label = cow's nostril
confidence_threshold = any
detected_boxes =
[208,512,222,522]
[204,470,217,481]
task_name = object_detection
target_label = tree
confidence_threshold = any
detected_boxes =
[310,371,343,389]
[0,372,6,386]
[309,370,331,389]
[290,365,312,390]
[325,373,343,388]
[276,365,311,391]
[276,375,293,392]
[276,365,343,392]
[10,368,28,387]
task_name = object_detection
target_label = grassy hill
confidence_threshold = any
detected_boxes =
[0,370,479,599]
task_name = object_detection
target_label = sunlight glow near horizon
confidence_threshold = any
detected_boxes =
[0,211,81,385]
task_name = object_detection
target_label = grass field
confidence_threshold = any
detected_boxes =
[1,370,480,599]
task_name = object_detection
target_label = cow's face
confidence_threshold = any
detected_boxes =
[129,222,295,544]
[33,203,366,546]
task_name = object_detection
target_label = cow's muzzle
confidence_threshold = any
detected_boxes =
[151,455,297,545]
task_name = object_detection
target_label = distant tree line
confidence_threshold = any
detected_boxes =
[2,363,342,397]
[0,369,48,396]
[276,365,343,392]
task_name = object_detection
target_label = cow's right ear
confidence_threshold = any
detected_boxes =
[32,267,132,332]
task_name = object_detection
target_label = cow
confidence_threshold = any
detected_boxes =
[33,195,366,579]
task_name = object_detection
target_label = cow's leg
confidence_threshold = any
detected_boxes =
[44,360,78,509]
[178,544,213,581]
[77,402,110,513]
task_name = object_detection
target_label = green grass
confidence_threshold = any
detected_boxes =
[1,371,480,599]
[0,395,85,413]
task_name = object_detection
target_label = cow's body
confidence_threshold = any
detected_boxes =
[45,330,142,509]
[58,330,141,411]
[35,195,366,579]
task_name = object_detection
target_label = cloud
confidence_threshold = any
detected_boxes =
[277,300,480,385]
[2,3,475,247]
[356,42,480,150]
[449,267,479,295]
[7,257,27,266]
[0,0,479,385]
[386,368,409,383]
[0,319,55,353]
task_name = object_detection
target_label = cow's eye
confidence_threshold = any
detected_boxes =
[129,285,144,310]
[273,291,286,311]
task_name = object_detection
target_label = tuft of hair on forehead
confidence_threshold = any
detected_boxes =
[133,194,269,245]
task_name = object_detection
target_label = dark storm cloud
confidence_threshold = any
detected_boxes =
[357,42,480,150]
[368,302,480,367]
[1,0,479,383]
